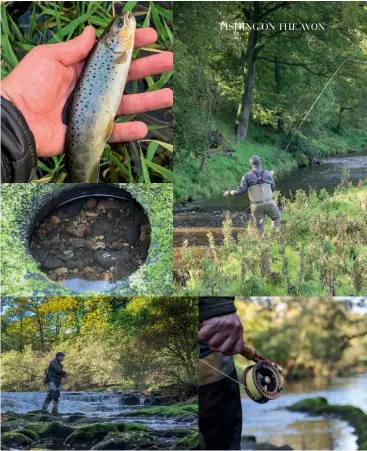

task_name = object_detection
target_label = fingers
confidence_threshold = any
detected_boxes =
[117,88,173,116]
[41,26,96,66]
[109,121,148,143]
[128,52,173,81]
[134,28,158,48]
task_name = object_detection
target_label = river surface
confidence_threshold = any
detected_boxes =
[241,374,367,450]
[174,153,367,250]
[178,152,367,214]
[1,391,195,431]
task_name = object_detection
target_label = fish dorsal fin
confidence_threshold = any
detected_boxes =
[62,87,76,125]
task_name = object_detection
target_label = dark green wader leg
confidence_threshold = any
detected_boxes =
[199,349,242,450]
[42,382,60,413]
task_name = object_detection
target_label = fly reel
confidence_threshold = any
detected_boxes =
[241,343,283,404]
[242,360,283,403]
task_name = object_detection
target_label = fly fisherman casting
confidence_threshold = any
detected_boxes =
[42,352,69,414]
[223,155,281,233]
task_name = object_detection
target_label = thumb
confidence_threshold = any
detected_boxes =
[45,26,96,66]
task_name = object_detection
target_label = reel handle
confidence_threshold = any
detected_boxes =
[241,343,283,373]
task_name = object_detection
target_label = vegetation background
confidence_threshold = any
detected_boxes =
[1,296,198,393]
[174,1,367,202]
[1,1,173,183]
[234,297,367,381]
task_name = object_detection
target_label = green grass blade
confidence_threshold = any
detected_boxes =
[48,13,90,43]
[155,5,173,21]
[123,2,138,13]
[163,19,173,46]
[150,2,167,41]
[143,159,173,182]
[146,70,173,92]
[146,141,159,161]
[140,149,151,183]
[1,34,19,70]
[143,5,151,28]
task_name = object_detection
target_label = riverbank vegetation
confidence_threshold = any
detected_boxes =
[1,297,198,393]
[234,298,367,382]
[1,2,173,182]
[175,180,367,296]
[174,2,367,202]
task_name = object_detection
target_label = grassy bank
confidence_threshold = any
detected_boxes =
[175,181,367,296]
[288,397,367,450]
[174,118,366,203]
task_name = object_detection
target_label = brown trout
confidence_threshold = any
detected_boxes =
[64,13,136,182]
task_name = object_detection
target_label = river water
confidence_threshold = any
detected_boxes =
[241,374,367,450]
[177,152,367,214]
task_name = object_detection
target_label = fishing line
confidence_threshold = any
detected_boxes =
[284,58,367,152]
[199,358,246,389]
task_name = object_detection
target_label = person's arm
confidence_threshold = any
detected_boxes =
[1,97,37,183]
[270,173,276,192]
[223,174,249,197]
[199,297,243,356]
[50,361,67,377]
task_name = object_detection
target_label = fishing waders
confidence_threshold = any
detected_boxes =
[248,171,281,233]
[42,381,61,413]
[199,344,242,450]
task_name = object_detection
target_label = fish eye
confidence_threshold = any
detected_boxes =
[116,18,123,28]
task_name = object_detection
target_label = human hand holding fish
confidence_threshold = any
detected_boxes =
[1,24,173,159]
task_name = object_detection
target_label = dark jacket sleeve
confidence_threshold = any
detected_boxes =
[199,297,236,321]
[1,97,37,183]
[50,360,67,376]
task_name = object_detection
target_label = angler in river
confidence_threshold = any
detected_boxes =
[0,12,173,183]
[42,352,69,414]
[223,155,281,233]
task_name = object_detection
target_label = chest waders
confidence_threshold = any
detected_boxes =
[248,170,273,205]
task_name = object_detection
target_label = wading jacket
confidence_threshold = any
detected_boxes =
[1,97,37,183]
[233,166,275,195]
[45,359,67,384]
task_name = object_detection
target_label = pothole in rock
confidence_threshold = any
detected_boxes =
[29,196,150,292]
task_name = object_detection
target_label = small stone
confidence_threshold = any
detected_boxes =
[110,266,115,271]
[69,238,86,248]
[105,234,120,243]
[51,215,61,225]
[93,219,114,234]
[73,268,79,273]
[111,241,120,247]
[86,198,97,208]
[77,260,85,271]
[41,257,63,270]
[65,260,79,270]
[94,250,130,269]
[83,267,95,273]
[85,211,99,218]
[73,221,78,228]
[55,267,68,276]
[102,273,110,281]
[123,224,141,245]
[63,250,74,258]
[97,200,116,210]
[77,224,87,232]
[123,243,130,247]
[98,235,104,240]
[66,225,84,238]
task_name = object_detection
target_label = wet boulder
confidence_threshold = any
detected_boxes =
[64,422,125,448]
[40,421,75,439]
[94,250,130,269]
[93,219,114,234]
[91,433,159,450]
[1,431,35,448]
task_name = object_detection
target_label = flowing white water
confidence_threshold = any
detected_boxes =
[1,391,145,416]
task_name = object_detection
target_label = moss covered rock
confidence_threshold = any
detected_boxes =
[119,403,198,420]
[16,429,39,441]
[172,431,199,449]
[288,397,367,450]
[90,432,160,450]
[1,431,35,448]
[40,421,75,439]
[0,183,173,297]
[64,422,125,448]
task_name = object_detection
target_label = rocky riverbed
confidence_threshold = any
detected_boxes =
[1,405,198,450]
[30,197,150,287]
